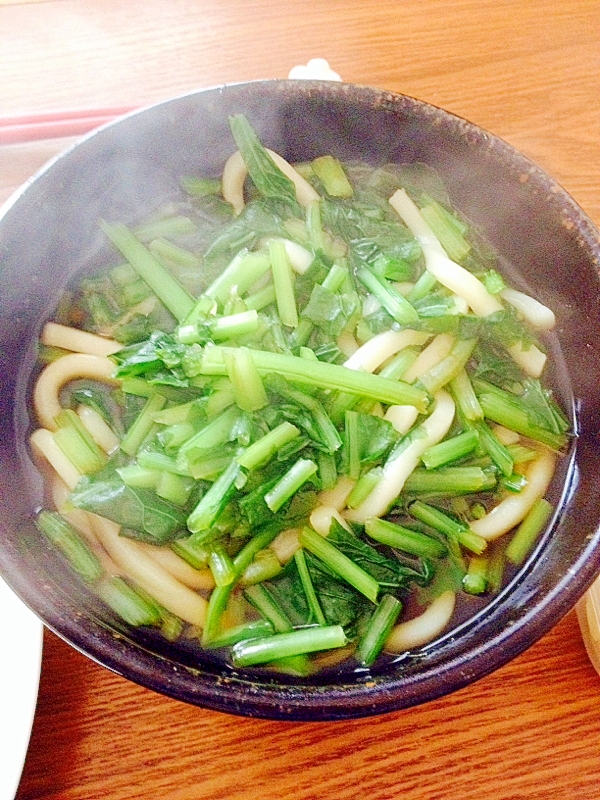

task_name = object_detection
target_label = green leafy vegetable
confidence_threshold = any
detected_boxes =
[229,114,299,209]
[70,478,187,543]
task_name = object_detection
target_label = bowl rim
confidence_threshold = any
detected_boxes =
[3,78,600,721]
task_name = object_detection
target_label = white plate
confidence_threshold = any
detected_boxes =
[0,577,43,800]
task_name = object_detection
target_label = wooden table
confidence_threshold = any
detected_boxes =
[2,1,600,797]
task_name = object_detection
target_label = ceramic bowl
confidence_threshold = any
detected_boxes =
[2,80,600,720]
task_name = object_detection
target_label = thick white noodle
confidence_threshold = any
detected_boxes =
[345,390,456,523]
[491,424,521,446]
[221,151,247,214]
[137,543,215,591]
[259,237,314,275]
[30,428,81,490]
[51,476,96,539]
[336,330,359,357]
[89,515,208,627]
[270,528,302,564]
[501,288,556,331]
[267,150,321,206]
[76,405,120,454]
[34,354,117,431]
[309,506,352,537]
[469,449,557,540]
[507,341,547,378]
[422,248,504,317]
[222,148,319,215]
[389,189,503,317]
[384,405,420,435]
[343,329,430,374]
[280,239,314,274]
[317,475,356,512]
[385,590,456,653]
[41,322,122,356]
[448,294,470,315]
[402,333,454,384]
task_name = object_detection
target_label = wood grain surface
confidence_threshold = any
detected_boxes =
[15,616,600,800]
[2,1,600,798]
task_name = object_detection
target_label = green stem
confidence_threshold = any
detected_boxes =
[203,619,275,649]
[244,583,293,632]
[204,249,272,305]
[137,451,192,476]
[474,420,514,478]
[311,155,353,198]
[289,317,314,348]
[244,283,277,312]
[198,346,430,411]
[177,405,240,460]
[264,458,318,512]
[417,338,478,395]
[449,369,483,421]
[505,498,553,565]
[346,468,383,508]
[208,543,237,587]
[54,409,107,469]
[421,429,480,470]
[170,537,209,569]
[101,221,194,321]
[299,526,379,603]
[462,555,488,595]
[52,423,104,475]
[240,548,283,585]
[202,524,283,644]
[36,511,103,583]
[222,346,269,412]
[356,266,419,325]
[344,410,361,480]
[134,216,196,241]
[269,238,299,327]
[404,466,496,495]
[317,452,338,491]
[120,392,167,456]
[364,517,447,559]
[474,380,567,450]
[117,464,160,489]
[378,348,419,381]
[187,460,243,535]
[236,422,301,471]
[485,544,506,593]
[409,500,487,554]
[148,237,200,269]
[306,199,325,253]
[407,270,437,302]
[231,625,347,667]
[97,576,162,626]
[294,549,327,625]
[356,594,402,666]
[419,200,470,262]
[155,472,194,506]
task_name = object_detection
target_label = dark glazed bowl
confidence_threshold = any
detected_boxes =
[2,80,600,721]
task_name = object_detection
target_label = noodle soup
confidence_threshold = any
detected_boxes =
[29,114,568,678]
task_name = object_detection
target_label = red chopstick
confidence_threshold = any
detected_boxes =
[0,106,137,145]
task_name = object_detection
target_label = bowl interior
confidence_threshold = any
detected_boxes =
[2,80,600,720]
